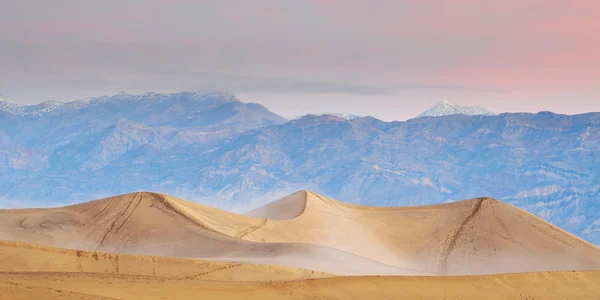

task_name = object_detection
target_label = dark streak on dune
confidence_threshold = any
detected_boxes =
[78,201,98,215]
[182,263,243,279]
[92,197,115,219]
[95,193,139,250]
[490,203,510,237]
[115,195,143,234]
[236,219,268,239]
[438,198,485,274]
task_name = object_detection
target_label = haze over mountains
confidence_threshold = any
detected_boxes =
[1,92,599,245]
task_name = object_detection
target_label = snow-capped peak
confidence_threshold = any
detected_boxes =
[417,99,495,118]
[329,113,362,120]
[0,95,25,114]
[1,96,66,116]
[21,100,65,117]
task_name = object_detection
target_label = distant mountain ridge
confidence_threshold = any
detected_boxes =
[418,99,495,118]
[1,92,599,245]
[290,113,363,121]
[0,91,287,172]
[1,91,274,120]
[1,91,286,139]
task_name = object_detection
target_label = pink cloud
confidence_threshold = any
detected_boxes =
[2,0,599,97]
[299,0,600,90]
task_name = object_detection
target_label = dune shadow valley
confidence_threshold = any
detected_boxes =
[0,190,599,299]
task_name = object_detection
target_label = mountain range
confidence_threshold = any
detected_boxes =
[1,92,598,244]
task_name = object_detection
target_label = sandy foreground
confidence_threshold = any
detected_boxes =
[1,190,600,299]
[2,271,600,300]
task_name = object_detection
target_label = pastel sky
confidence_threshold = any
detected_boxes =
[1,0,599,120]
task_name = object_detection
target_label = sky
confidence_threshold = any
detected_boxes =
[1,0,599,121]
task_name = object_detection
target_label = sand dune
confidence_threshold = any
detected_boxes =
[1,190,600,299]
[2,190,599,276]
[0,192,420,275]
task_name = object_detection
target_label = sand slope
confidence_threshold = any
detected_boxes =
[244,191,600,275]
[1,239,599,299]
[0,240,328,281]
[2,190,599,275]
[2,271,600,300]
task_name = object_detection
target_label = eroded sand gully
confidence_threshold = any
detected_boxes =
[1,190,600,299]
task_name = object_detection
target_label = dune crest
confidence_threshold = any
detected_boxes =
[245,190,308,220]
